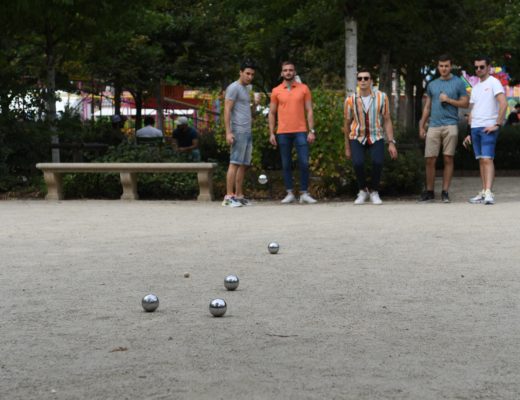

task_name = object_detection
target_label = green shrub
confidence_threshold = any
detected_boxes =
[62,142,200,199]
[208,89,424,197]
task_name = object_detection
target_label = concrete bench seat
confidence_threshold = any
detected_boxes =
[36,162,217,201]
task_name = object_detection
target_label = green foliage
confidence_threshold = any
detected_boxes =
[208,89,424,197]
[0,117,53,192]
[62,142,199,199]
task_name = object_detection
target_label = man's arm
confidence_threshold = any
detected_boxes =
[268,101,278,147]
[418,96,431,139]
[305,100,315,144]
[463,104,474,148]
[224,99,235,145]
[440,94,469,109]
[343,103,352,159]
[383,107,398,160]
[483,93,507,133]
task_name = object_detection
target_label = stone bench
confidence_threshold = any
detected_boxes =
[36,162,217,201]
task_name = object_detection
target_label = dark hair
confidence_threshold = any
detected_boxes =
[474,55,491,65]
[281,60,295,69]
[357,68,371,78]
[144,116,155,126]
[515,103,520,109]
[438,54,452,63]
[240,59,256,71]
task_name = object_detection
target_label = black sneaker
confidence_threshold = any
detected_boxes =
[441,190,450,203]
[418,190,434,202]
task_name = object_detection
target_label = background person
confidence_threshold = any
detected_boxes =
[135,116,163,140]
[505,103,520,126]
[172,116,201,161]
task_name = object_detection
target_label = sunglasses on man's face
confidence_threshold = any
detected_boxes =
[474,65,486,70]
[357,76,370,81]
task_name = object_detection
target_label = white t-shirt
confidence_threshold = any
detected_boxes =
[136,125,163,138]
[470,76,504,128]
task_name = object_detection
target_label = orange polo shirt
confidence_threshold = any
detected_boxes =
[270,81,311,134]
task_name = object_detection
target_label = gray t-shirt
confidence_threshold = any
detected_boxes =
[225,81,252,134]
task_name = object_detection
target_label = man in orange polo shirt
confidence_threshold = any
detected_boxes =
[268,61,317,204]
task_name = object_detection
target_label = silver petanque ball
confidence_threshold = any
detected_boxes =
[268,242,280,254]
[209,298,227,317]
[142,294,159,312]
[224,274,239,291]
[258,174,268,185]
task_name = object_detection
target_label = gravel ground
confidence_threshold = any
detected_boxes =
[1,177,520,400]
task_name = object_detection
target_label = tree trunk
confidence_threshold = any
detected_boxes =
[114,81,122,116]
[134,90,143,132]
[393,69,400,122]
[344,16,357,96]
[155,81,164,132]
[404,74,414,131]
[379,51,392,96]
[45,35,57,122]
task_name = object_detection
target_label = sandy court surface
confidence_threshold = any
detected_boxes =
[1,177,520,400]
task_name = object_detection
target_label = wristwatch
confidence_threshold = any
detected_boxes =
[309,129,316,134]
[388,139,397,145]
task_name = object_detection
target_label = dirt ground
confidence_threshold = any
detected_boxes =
[1,177,520,400]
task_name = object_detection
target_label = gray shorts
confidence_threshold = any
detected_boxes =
[230,132,252,165]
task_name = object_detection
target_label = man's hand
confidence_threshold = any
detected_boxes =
[344,144,351,159]
[439,93,449,103]
[307,131,316,144]
[419,126,426,140]
[483,125,500,134]
[269,133,277,147]
[462,135,472,149]
[225,132,234,145]
[388,143,398,160]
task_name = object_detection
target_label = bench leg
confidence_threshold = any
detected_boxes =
[197,171,214,201]
[44,172,64,200]
[120,172,138,200]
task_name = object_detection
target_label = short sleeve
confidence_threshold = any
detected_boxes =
[270,89,279,105]
[190,128,198,139]
[225,84,238,101]
[426,82,433,98]
[304,85,312,102]
[492,78,504,96]
[344,96,353,119]
[381,92,389,115]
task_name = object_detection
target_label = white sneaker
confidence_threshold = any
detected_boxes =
[484,190,495,205]
[354,190,369,205]
[281,192,296,204]
[222,196,242,207]
[370,191,383,205]
[299,192,317,204]
[469,190,485,204]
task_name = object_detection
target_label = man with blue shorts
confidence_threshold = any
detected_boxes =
[463,56,507,205]
[223,60,256,207]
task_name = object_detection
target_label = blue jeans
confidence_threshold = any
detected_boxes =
[471,127,498,159]
[277,132,310,192]
[350,139,385,191]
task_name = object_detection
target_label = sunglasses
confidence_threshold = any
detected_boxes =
[357,76,370,81]
[474,65,486,70]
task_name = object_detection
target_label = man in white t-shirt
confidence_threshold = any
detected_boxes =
[463,56,507,205]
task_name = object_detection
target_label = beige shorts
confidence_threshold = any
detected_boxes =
[425,125,458,157]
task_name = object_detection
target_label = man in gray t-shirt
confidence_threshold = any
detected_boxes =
[222,60,256,207]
